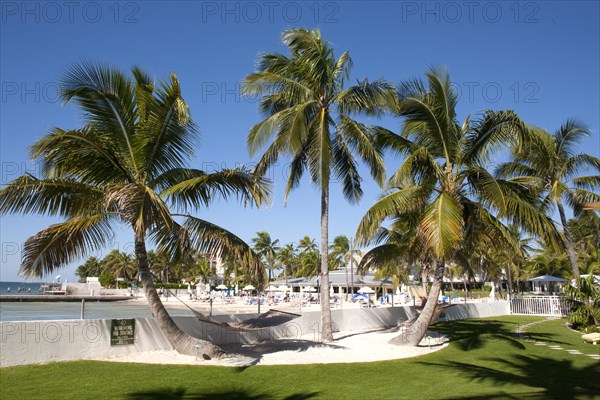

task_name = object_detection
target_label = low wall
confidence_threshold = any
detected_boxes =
[441,301,510,321]
[0,318,172,367]
[173,306,420,345]
[0,301,511,366]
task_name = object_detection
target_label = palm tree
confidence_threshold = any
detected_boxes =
[277,243,299,285]
[525,246,573,280]
[251,231,280,283]
[243,28,393,342]
[75,256,101,282]
[496,121,600,280]
[328,235,361,270]
[568,213,600,274]
[102,250,136,288]
[0,63,270,358]
[356,68,556,346]
[329,235,361,296]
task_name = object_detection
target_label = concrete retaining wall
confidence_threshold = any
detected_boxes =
[0,318,172,367]
[441,301,510,321]
[1,301,510,366]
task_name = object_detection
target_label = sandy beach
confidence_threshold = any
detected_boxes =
[87,327,448,367]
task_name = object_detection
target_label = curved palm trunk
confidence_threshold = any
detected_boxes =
[135,235,222,359]
[390,260,444,346]
[557,202,580,281]
[320,185,334,342]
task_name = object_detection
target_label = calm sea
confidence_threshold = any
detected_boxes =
[0,281,225,321]
[0,281,43,295]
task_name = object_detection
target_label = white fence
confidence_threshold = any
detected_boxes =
[510,295,571,317]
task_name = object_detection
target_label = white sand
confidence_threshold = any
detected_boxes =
[87,329,448,367]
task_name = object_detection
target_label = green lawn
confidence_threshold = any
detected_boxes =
[1,316,598,400]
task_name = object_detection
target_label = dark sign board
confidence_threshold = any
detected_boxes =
[110,319,136,346]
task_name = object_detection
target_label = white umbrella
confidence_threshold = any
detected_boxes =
[216,284,228,290]
[329,286,334,296]
[242,284,255,291]
[358,286,375,294]
[303,286,317,292]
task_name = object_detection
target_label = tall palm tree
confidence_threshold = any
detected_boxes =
[75,256,101,282]
[328,235,361,270]
[496,121,600,281]
[277,243,299,285]
[251,231,280,283]
[0,63,270,358]
[243,28,393,342]
[102,250,136,287]
[568,213,600,274]
[357,68,557,346]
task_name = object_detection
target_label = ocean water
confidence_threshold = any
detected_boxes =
[0,281,43,295]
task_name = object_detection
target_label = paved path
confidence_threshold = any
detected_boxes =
[515,318,600,361]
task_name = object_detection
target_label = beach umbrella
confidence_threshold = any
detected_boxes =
[358,286,375,294]
[216,284,228,290]
[303,286,316,292]
[242,284,255,291]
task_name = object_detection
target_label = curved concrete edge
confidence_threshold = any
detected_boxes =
[1,301,509,366]
[1,318,172,367]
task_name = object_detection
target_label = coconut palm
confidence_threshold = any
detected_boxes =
[75,256,101,282]
[496,121,600,280]
[243,28,393,341]
[251,231,280,283]
[568,213,600,274]
[357,68,557,346]
[277,243,299,285]
[328,235,361,270]
[0,63,270,358]
[102,250,136,287]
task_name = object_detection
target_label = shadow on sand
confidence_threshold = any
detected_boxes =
[220,339,345,368]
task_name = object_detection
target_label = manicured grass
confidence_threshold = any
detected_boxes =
[1,316,598,400]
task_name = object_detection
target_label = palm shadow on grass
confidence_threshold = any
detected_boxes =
[126,388,320,400]
[420,354,600,400]
[430,319,565,351]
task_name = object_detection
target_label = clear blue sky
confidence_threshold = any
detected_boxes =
[1,1,599,282]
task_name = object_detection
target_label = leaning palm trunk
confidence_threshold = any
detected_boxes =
[390,261,444,346]
[320,185,334,342]
[558,202,580,281]
[135,236,222,359]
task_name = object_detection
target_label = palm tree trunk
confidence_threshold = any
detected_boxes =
[135,234,222,359]
[506,263,513,296]
[421,266,429,297]
[390,260,444,346]
[320,184,334,342]
[557,202,580,281]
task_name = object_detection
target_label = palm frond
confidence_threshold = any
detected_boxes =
[162,168,272,210]
[0,175,102,218]
[21,214,114,278]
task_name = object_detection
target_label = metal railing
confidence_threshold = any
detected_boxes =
[510,295,570,317]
